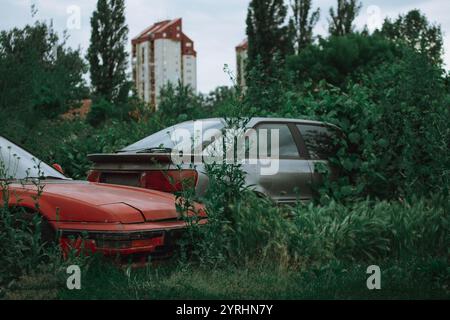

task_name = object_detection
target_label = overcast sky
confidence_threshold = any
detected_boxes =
[1,0,449,93]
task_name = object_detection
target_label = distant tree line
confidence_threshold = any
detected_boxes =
[244,0,445,111]
[0,0,446,127]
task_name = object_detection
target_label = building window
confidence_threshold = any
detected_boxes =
[186,43,192,47]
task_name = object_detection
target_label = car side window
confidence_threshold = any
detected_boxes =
[297,124,339,160]
[255,123,300,158]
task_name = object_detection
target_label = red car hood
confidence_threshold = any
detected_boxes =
[9,180,199,223]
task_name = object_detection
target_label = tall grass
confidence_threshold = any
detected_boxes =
[190,190,449,268]
[290,197,449,263]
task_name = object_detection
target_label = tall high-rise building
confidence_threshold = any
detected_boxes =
[132,18,197,109]
[236,39,248,88]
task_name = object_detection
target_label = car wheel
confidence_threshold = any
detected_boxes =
[5,207,56,245]
[40,218,57,245]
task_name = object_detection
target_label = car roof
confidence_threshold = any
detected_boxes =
[250,117,330,125]
[190,117,340,130]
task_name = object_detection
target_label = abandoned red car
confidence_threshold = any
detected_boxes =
[0,136,205,259]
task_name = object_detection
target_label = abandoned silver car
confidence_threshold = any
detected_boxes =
[87,118,341,204]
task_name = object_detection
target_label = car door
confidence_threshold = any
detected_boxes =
[245,122,313,204]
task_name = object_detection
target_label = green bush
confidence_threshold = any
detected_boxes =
[157,81,205,126]
[86,99,116,126]
[286,33,401,89]
[0,21,88,125]
[278,48,450,201]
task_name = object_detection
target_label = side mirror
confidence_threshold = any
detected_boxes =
[52,164,64,174]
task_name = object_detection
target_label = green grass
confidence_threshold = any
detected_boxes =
[43,257,448,300]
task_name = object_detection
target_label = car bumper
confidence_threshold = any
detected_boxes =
[53,220,205,257]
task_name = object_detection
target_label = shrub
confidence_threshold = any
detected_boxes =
[286,33,401,89]
[0,21,88,124]
[86,98,116,126]
[157,82,204,126]
[280,48,450,201]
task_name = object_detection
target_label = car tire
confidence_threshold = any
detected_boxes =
[40,218,57,245]
[6,207,57,245]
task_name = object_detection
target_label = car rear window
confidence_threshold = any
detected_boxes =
[121,120,224,153]
[297,124,339,160]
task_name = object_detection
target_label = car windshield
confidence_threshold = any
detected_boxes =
[120,119,225,153]
[0,136,68,180]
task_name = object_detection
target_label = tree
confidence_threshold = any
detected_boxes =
[290,0,320,53]
[328,0,362,36]
[87,0,129,103]
[202,86,237,114]
[380,9,444,65]
[286,33,401,89]
[0,21,87,123]
[246,0,291,73]
[245,0,291,112]
[157,81,203,125]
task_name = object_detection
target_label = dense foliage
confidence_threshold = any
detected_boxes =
[0,21,88,125]
[286,33,401,88]
[280,45,449,201]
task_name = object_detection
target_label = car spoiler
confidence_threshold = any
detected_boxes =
[88,153,174,164]
[87,153,203,165]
